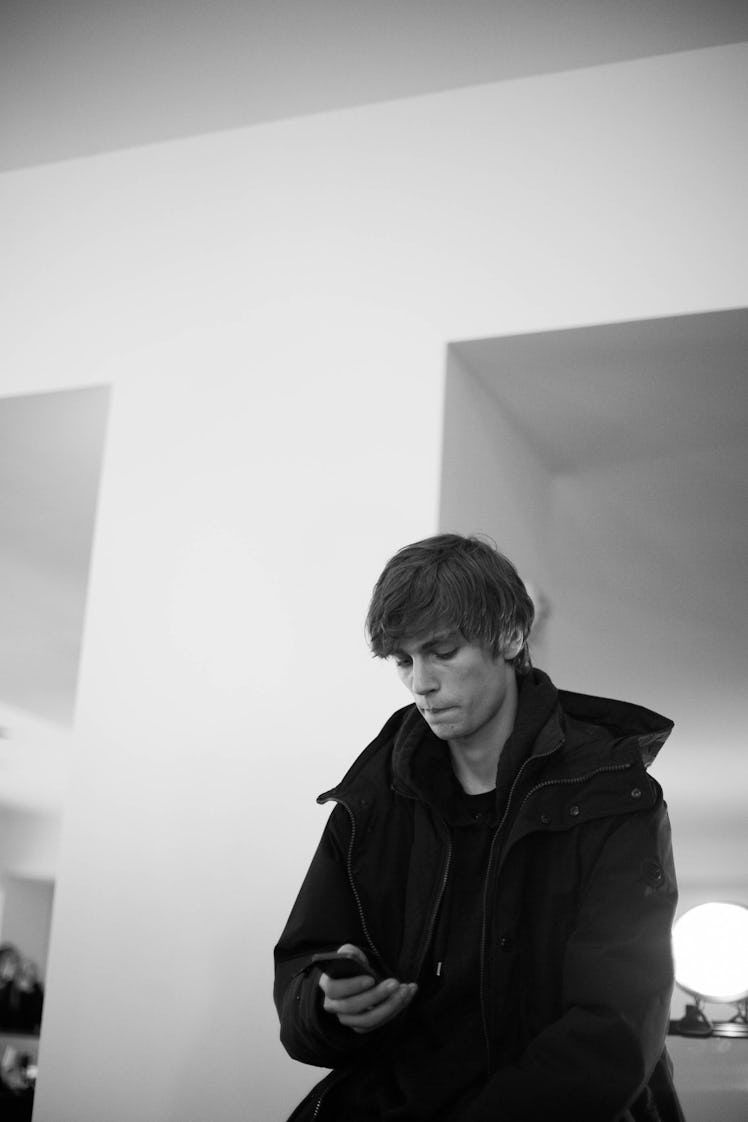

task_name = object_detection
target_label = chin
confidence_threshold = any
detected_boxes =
[425,718,462,740]
[427,726,452,741]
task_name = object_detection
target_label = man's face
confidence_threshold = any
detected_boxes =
[391,625,516,744]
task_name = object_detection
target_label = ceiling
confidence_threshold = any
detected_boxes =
[1,0,747,172]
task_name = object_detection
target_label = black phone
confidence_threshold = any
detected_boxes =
[310,951,383,982]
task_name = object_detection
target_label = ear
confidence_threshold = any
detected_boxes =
[502,629,524,661]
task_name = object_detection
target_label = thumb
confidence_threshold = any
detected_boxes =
[336,943,370,970]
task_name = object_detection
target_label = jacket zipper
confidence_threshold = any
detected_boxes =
[478,755,634,1070]
[331,797,385,967]
[394,784,453,980]
[415,836,452,980]
[514,761,633,817]
[311,1085,328,1120]
[309,794,450,1121]
[326,791,453,980]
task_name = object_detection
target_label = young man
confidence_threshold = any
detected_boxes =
[274,534,684,1121]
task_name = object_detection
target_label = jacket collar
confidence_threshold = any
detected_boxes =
[389,669,560,816]
[318,672,674,807]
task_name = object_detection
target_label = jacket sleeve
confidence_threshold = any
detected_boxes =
[273,804,380,1068]
[461,797,678,1122]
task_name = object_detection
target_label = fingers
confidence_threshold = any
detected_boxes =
[336,943,370,969]
[317,943,376,998]
[337,943,366,957]
[316,942,418,1035]
[323,976,418,1034]
[319,972,377,1001]
[343,981,418,1034]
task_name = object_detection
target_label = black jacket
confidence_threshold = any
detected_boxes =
[274,672,684,1121]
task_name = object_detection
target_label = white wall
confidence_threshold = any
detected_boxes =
[0,808,61,883]
[0,43,745,1122]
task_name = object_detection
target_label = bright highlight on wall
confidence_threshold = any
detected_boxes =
[673,902,748,1004]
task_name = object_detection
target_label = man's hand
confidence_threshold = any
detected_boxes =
[318,943,418,1034]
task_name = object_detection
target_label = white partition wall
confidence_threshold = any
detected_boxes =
[0,43,744,1122]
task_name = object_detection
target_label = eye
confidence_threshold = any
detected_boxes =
[435,648,458,661]
[394,655,412,670]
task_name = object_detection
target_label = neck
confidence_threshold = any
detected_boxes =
[448,672,518,794]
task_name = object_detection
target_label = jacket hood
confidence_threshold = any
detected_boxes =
[558,689,673,768]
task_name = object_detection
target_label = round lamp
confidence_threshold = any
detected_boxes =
[672,902,748,1038]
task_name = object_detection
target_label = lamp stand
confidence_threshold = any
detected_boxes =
[671,998,748,1038]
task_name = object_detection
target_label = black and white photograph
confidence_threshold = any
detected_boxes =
[1,4,747,1120]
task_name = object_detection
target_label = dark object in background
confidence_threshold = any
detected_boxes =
[0,945,44,1035]
[0,1044,35,1120]
[0,1085,34,1122]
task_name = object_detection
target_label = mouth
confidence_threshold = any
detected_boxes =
[423,706,455,717]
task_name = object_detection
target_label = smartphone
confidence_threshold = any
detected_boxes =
[310,951,383,982]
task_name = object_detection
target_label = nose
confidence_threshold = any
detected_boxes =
[410,656,439,699]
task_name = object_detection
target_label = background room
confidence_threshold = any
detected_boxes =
[1,3,746,1119]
